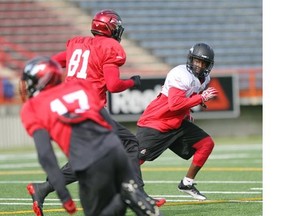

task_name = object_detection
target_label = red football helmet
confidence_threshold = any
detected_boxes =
[91,9,124,42]
[19,56,63,101]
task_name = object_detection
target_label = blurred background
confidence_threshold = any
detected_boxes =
[0,0,262,149]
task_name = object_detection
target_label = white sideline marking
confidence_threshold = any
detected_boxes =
[144,180,262,184]
[156,191,262,196]
[0,190,262,202]
[164,200,263,203]
[0,199,263,206]
[0,152,65,161]
[0,180,262,184]
[0,193,262,206]
[0,202,63,206]
[0,163,40,169]
[251,187,263,190]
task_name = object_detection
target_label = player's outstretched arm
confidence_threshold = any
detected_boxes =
[104,64,140,92]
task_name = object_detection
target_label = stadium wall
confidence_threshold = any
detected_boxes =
[0,105,262,150]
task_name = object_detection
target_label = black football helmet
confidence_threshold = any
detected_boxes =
[19,56,62,101]
[186,43,214,79]
[91,9,124,42]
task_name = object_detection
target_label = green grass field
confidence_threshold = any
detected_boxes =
[0,136,262,216]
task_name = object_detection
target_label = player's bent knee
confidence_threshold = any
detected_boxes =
[192,136,215,167]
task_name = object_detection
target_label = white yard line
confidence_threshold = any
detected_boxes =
[0,180,262,184]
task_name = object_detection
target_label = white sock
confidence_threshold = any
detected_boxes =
[183,177,193,186]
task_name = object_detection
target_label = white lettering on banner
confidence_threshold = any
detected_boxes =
[111,85,162,114]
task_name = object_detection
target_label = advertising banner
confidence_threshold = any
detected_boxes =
[108,74,240,121]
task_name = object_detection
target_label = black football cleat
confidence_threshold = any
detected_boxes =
[121,180,162,216]
[26,182,53,216]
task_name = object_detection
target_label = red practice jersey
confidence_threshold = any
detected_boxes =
[137,65,210,132]
[52,35,134,106]
[20,80,111,156]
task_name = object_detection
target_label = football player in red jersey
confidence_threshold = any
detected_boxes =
[20,56,161,216]
[26,9,166,213]
[137,43,218,201]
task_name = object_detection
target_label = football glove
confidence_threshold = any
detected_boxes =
[201,87,218,102]
[130,75,141,88]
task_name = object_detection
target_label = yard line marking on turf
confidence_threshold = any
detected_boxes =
[0,152,65,161]
[0,207,83,215]
[0,198,81,201]
[0,180,77,184]
[165,200,263,203]
[0,163,40,169]
[0,170,44,175]
[153,191,262,196]
[0,180,262,184]
[0,210,34,215]
[209,153,261,159]
[0,191,262,204]
[0,193,262,203]
[0,167,262,175]
[214,144,262,150]
[0,202,70,206]
[0,197,262,215]
[144,180,262,184]
[163,197,262,206]
[158,153,261,161]
[141,167,262,172]
[251,187,262,190]
[0,199,263,206]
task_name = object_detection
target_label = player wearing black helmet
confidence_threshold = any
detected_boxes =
[136,43,218,201]
[186,43,214,79]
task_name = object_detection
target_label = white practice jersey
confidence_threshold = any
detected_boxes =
[161,64,210,97]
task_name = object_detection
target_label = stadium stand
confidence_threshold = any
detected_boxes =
[68,0,263,104]
[0,0,262,104]
[0,1,82,72]
[0,0,262,148]
[0,0,170,75]
[69,0,262,68]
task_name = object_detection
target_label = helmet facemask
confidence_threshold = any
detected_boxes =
[19,68,41,101]
[186,54,214,79]
[111,24,124,42]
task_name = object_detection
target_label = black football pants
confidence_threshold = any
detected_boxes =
[57,120,144,191]
[75,140,134,216]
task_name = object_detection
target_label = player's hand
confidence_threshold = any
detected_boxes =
[201,87,218,102]
[62,198,77,215]
[130,75,141,88]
